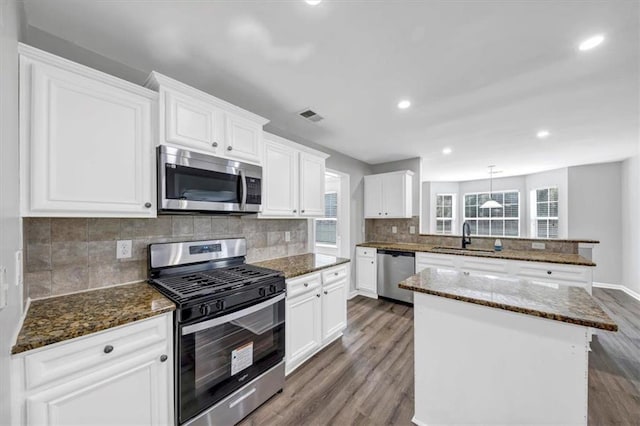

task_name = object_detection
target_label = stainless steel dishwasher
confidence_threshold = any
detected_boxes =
[377,250,415,304]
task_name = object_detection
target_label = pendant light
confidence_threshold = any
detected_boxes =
[480,165,502,209]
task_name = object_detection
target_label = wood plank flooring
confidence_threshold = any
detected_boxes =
[240,289,640,426]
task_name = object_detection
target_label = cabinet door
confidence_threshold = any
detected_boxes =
[299,152,326,217]
[286,291,322,371]
[225,114,263,164]
[26,61,155,217]
[382,172,406,218]
[262,141,298,217]
[322,279,347,341]
[364,175,383,218]
[26,349,171,426]
[165,89,224,154]
[356,256,377,293]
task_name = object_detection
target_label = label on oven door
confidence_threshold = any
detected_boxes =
[231,342,253,376]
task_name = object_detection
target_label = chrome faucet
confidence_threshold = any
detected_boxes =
[462,221,472,249]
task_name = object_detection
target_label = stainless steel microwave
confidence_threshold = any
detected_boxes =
[157,145,262,214]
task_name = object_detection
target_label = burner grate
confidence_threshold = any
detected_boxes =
[150,264,281,303]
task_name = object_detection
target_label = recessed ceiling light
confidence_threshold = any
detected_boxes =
[579,34,605,51]
[305,0,322,5]
[536,130,550,139]
[397,100,411,110]
[442,147,452,155]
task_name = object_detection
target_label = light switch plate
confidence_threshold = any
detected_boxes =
[392,226,398,234]
[117,240,132,259]
[285,231,291,242]
[532,242,546,250]
[409,226,416,234]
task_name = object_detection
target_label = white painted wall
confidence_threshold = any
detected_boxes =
[568,162,622,285]
[371,157,421,216]
[621,155,640,294]
[0,1,24,423]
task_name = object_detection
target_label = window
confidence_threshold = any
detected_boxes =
[533,187,559,238]
[463,191,520,237]
[435,194,455,234]
[315,192,337,246]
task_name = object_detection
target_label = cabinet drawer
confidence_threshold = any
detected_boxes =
[23,314,169,391]
[517,264,590,284]
[322,264,348,285]
[415,253,457,270]
[461,258,507,275]
[357,247,376,258]
[287,272,321,299]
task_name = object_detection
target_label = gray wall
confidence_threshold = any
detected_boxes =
[0,1,25,423]
[371,157,421,216]
[568,162,622,285]
[622,154,640,294]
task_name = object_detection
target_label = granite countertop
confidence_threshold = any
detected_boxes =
[399,268,617,331]
[357,242,596,266]
[252,253,350,279]
[12,282,175,355]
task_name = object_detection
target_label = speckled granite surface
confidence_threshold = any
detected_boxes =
[12,282,175,355]
[399,268,617,331]
[252,253,350,279]
[358,242,596,266]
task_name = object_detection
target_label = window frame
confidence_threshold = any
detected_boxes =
[434,193,456,235]
[531,186,559,239]
[314,191,338,248]
[462,189,521,237]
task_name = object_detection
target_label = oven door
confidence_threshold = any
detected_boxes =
[158,145,262,213]
[178,294,285,424]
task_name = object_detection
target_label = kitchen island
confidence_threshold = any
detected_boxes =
[399,268,617,426]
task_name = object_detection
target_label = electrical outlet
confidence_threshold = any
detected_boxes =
[409,226,416,234]
[117,240,132,259]
[285,231,291,242]
[392,226,398,234]
[532,242,546,250]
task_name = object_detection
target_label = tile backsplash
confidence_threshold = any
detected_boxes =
[24,216,308,300]
[365,216,579,254]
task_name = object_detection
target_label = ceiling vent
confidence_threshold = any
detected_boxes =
[298,108,324,123]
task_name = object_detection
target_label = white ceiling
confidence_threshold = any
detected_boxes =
[23,0,639,181]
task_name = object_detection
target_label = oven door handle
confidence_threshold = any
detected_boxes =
[239,169,247,210]
[181,293,285,336]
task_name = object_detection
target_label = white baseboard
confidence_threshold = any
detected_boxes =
[347,290,359,300]
[411,415,428,426]
[593,282,640,302]
[347,290,378,300]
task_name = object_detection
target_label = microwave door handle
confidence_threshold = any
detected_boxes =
[239,169,247,210]
[181,293,285,335]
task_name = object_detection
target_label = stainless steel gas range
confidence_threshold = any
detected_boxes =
[148,238,285,426]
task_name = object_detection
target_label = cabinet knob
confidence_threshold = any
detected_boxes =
[316,294,321,298]
[212,142,218,147]
[547,270,552,275]
[160,354,168,362]
[371,261,374,264]
[227,146,233,151]
[293,209,297,213]
[378,212,382,215]
[301,209,305,213]
[104,345,114,354]
[144,202,152,208]
[334,272,339,276]
[385,212,388,215]
[304,283,309,287]
[324,290,328,295]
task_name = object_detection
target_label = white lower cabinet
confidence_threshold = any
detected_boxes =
[285,264,349,375]
[12,314,173,426]
[355,247,377,297]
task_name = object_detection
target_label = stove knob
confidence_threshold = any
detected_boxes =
[200,304,210,316]
[259,287,266,297]
[269,284,277,294]
[216,300,225,311]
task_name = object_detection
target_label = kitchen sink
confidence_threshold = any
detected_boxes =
[431,246,497,255]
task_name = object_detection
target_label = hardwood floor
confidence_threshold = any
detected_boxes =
[241,289,640,426]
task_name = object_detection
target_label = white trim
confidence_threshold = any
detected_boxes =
[347,291,360,300]
[411,415,428,426]
[593,282,640,302]
[263,131,330,159]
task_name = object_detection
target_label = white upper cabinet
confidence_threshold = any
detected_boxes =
[299,152,326,217]
[260,132,329,219]
[19,44,157,218]
[145,72,268,165]
[364,170,413,219]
